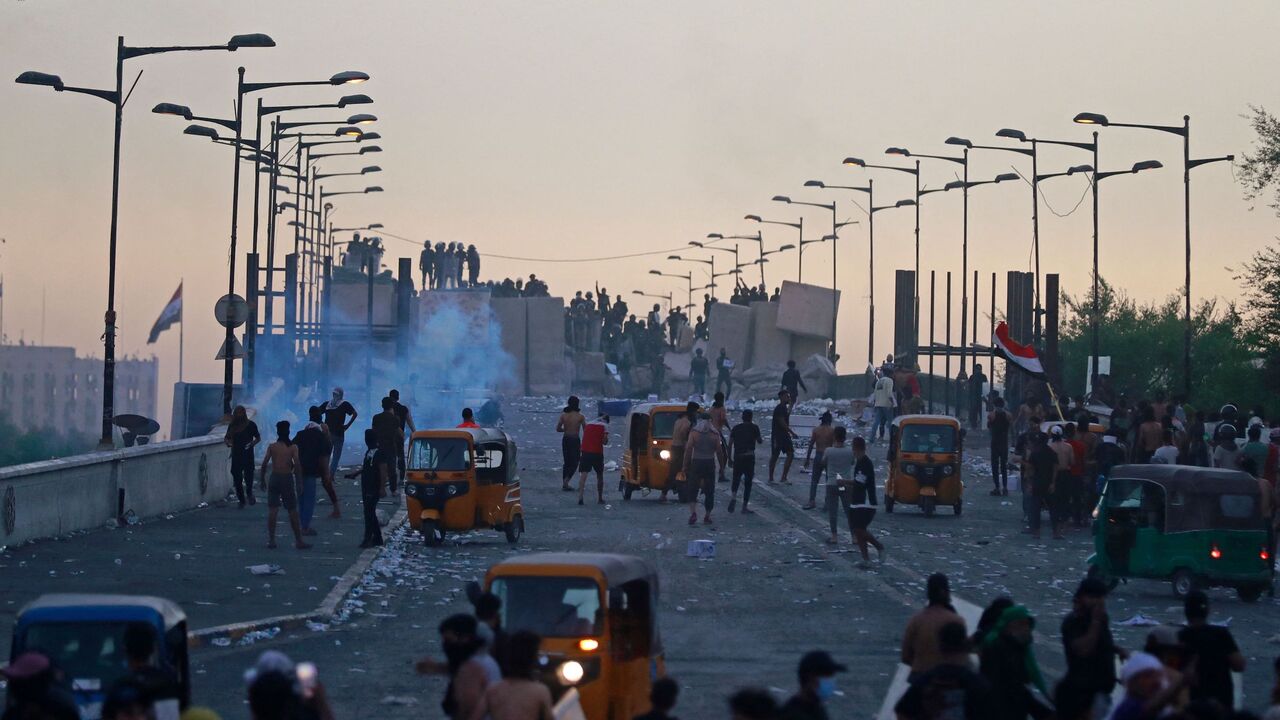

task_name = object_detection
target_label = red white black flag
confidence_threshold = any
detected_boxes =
[147,283,182,344]
[992,321,1045,379]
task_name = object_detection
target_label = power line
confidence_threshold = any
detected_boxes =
[372,229,737,263]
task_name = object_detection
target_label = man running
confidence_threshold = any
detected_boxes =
[844,434,885,565]
[682,412,724,525]
[666,402,698,504]
[768,390,798,485]
[727,409,763,514]
[257,421,311,550]
[802,412,836,511]
[709,392,729,483]
[577,414,609,505]
[556,396,585,492]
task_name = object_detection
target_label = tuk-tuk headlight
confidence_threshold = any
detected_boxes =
[404,484,417,497]
[904,463,917,475]
[447,484,458,496]
[557,660,585,685]
[942,465,955,476]
[659,449,671,460]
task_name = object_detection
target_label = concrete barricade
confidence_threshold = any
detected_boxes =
[490,298,528,394]
[707,303,753,373]
[0,436,232,547]
[526,297,569,395]
[750,302,793,369]
[776,281,840,339]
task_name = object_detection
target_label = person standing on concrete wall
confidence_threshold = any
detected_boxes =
[454,243,466,288]
[781,360,807,408]
[466,244,480,288]
[258,421,311,550]
[556,396,585,492]
[224,405,260,508]
[323,388,358,479]
[420,241,435,290]
[716,348,734,398]
[690,349,709,397]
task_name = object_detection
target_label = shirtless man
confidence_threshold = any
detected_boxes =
[709,392,730,483]
[556,396,586,492]
[467,631,553,720]
[802,412,837,510]
[258,420,311,550]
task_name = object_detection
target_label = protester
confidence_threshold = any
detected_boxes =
[292,410,332,537]
[727,409,763,514]
[1024,430,1058,540]
[418,614,501,720]
[715,348,734,398]
[577,414,609,505]
[322,387,358,479]
[781,359,807,406]
[0,651,79,720]
[987,397,1011,496]
[472,593,510,676]
[1179,589,1246,711]
[372,397,404,497]
[1143,625,1190,716]
[1064,423,1088,527]
[244,651,335,720]
[895,622,991,720]
[341,428,384,548]
[632,676,680,720]
[458,407,480,428]
[1266,656,1280,720]
[1059,577,1124,718]
[978,605,1051,720]
[1109,652,1192,720]
[821,426,853,544]
[802,411,835,511]
[844,435,884,564]
[120,621,182,715]
[728,688,778,720]
[258,421,310,550]
[390,389,416,488]
[690,348,709,397]
[682,411,724,525]
[769,390,798,485]
[710,392,730,483]
[901,574,964,681]
[467,630,553,720]
[101,681,153,720]
[557,396,585,492]
[872,370,895,441]
[420,241,435,290]
[666,402,697,504]
[779,650,846,720]
[968,363,988,429]
[1213,423,1242,470]
[224,405,261,508]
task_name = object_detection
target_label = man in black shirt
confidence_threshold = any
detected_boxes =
[419,241,435,290]
[780,650,845,720]
[727,409,763,514]
[690,349,710,397]
[1026,432,1058,540]
[371,397,404,498]
[769,390,798,485]
[968,363,988,429]
[389,389,416,493]
[715,348,733,398]
[1179,590,1245,711]
[322,388,358,479]
[781,360,807,408]
[1060,577,1123,717]
[987,397,1012,496]
[293,411,333,536]
[120,622,183,715]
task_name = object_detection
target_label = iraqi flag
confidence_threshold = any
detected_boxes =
[992,321,1045,379]
[147,283,182,344]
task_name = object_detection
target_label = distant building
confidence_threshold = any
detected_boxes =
[0,344,158,435]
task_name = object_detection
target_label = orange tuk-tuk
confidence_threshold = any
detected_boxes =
[620,403,688,500]
[885,414,965,517]
[404,427,523,546]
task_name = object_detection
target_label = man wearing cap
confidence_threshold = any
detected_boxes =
[779,650,846,720]
[1,651,79,720]
[1109,652,1191,720]
[1059,577,1125,718]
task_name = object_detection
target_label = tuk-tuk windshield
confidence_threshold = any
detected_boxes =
[408,437,471,471]
[650,412,681,440]
[900,425,957,453]
[491,576,602,638]
[23,621,132,688]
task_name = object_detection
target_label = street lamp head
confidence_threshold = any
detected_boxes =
[706,233,724,239]
[226,33,276,50]
[993,172,1020,183]
[324,202,334,211]
[368,223,384,229]
[778,243,796,251]
[772,195,791,203]
[1067,164,1095,175]
[183,124,220,139]
[821,234,838,241]
[359,146,382,154]
[361,165,382,173]
[336,126,363,137]
[944,180,966,191]
[744,214,762,222]
[688,241,704,248]
[346,113,377,124]
[15,71,65,90]
[803,180,825,188]
[895,199,917,207]
[338,94,373,107]
[330,71,370,85]
[273,183,290,192]
[287,220,305,228]
[1073,112,1109,126]
[1131,160,1163,172]
[995,128,1027,142]
[944,136,973,148]
[360,132,382,141]
[842,157,866,167]
[280,201,299,210]
[885,147,910,156]
[152,102,194,120]
[649,270,661,275]
[667,255,682,260]
[364,186,383,193]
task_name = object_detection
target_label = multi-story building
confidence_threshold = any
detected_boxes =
[0,344,158,435]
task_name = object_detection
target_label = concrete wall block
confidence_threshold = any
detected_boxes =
[574,351,609,384]
[750,302,793,369]
[776,281,840,340]
[526,297,568,395]
[489,298,528,394]
[706,302,753,371]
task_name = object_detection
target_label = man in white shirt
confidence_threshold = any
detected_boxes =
[872,371,896,442]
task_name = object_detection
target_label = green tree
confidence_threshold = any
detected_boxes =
[1234,238,1280,394]
[1239,105,1280,215]
[0,412,97,468]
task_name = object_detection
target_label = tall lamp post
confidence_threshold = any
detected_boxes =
[666,255,716,298]
[650,270,694,310]
[780,193,857,362]
[16,32,275,447]
[743,214,802,286]
[1039,159,1163,386]
[707,232,764,286]
[632,290,673,312]
[1073,112,1234,399]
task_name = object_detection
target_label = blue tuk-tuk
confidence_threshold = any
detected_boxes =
[8,594,190,718]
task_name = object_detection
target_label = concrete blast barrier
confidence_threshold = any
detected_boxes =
[706,302,753,373]
[776,280,840,340]
[490,298,528,394]
[750,302,793,369]
[526,297,569,395]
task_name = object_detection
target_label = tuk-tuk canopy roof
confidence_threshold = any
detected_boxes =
[628,403,691,416]
[891,414,960,428]
[1111,464,1260,496]
[18,594,187,628]
[491,552,658,588]
[411,427,515,445]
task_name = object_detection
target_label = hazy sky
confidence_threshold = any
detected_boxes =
[3,1,1278,430]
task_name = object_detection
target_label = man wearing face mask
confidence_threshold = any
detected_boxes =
[779,650,846,720]
[415,614,500,720]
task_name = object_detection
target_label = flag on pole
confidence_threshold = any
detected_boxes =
[992,321,1046,379]
[147,283,183,344]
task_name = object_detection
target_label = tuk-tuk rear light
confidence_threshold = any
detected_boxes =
[1261,549,1271,561]
[1209,545,1222,560]
[578,638,599,652]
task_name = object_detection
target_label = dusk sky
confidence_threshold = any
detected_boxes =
[3,1,1278,432]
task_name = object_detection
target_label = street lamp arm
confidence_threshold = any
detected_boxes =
[886,149,965,166]
[1188,154,1234,170]
[970,143,1035,158]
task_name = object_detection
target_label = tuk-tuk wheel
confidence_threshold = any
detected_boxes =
[623,483,635,501]
[953,501,962,516]
[1171,568,1197,599]
[1237,585,1264,603]
[921,496,936,517]
[504,516,524,544]
[422,519,444,547]
[885,497,895,513]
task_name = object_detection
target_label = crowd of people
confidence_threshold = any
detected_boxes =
[418,241,483,290]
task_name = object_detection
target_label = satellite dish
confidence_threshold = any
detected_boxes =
[113,414,161,447]
[215,294,250,328]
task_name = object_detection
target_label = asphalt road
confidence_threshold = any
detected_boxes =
[6,396,1280,718]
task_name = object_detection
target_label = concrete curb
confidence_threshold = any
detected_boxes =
[187,506,408,650]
